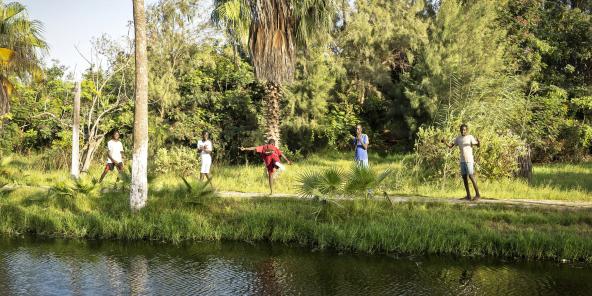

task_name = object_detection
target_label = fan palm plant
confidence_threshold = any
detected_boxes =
[0,1,48,116]
[212,0,336,145]
[297,165,393,199]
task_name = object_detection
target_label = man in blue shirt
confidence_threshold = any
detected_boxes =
[353,124,369,167]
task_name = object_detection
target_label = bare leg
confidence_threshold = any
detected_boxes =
[268,172,274,195]
[462,175,471,199]
[99,167,109,183]
[115,164,124,181]
[469,174,481,199]
[200,173,204,181]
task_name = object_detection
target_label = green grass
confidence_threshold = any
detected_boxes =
[1,152,592,262]
[0,178,591,262]
[171,153,591,201]
[5,152,592,201]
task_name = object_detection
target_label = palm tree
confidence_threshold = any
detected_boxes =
[130,0,149,211]
[0,1,47,116]
[212,0,336,146]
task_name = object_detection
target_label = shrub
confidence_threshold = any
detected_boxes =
[153,147,200,177]
[412,124,527,180]
[297,166,392,199]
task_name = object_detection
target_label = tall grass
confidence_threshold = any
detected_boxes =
[0,182,591,262]
[4,152,592,201]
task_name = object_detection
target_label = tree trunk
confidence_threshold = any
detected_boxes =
[130,0,149,212]
[80,135,104,173]
[71,81,81,179]
[264,81,282,147]
[0,78,9,116]
[517,145,533,183]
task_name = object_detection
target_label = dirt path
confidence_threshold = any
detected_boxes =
[217,191,592,210]
[3,185,591,210]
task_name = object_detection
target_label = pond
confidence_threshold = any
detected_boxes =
[0,237,590,295]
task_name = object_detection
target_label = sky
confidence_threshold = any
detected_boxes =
[16,0,159,78]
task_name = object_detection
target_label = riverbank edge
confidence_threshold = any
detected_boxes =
[0,191,591,263]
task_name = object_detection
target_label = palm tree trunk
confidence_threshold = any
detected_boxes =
[130,0,149,212]
[0,77,9,116]
[264,81,282,146]
[71,81,81,179]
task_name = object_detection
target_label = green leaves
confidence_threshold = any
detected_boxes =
[297,166,392,199]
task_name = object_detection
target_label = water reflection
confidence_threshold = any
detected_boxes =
[0,237,589,295]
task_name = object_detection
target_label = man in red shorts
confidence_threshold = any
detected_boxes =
[99,131,125,183]
[240,139,291,195]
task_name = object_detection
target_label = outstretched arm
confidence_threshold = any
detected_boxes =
[281,154,292,164]
[441,139,455,149]
[473,137,481,148]
[240,146,257,152]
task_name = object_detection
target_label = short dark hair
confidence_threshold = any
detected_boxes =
[202,130,209,136]
[267,138,276,144]
[112,130,120,137]
[460,124,468,130]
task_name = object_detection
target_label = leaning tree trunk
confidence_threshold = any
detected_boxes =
[264,82,282,147]
[71,81,81,179]
[130,0,149,212]
[0,78,9,117]
[80,135,104,173]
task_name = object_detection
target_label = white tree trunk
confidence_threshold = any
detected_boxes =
[130,0,149,212]
[71,81,81,179]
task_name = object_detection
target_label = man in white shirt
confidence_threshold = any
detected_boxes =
[99,131,125,183]
[197,131,213,182]
[442,124,482,201]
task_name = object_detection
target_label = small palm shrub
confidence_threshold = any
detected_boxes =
[297,166,393,199]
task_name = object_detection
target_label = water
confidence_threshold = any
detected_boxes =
[0,237,590,296]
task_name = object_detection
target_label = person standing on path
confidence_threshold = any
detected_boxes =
[353,124,369,167]
[198,131,213,182]
[442,124,482,201]
[240,139,291,195]
[99,131,125,183]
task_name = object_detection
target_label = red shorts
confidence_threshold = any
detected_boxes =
[105,163,123,171]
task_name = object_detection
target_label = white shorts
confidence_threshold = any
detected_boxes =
[200,155,212,174]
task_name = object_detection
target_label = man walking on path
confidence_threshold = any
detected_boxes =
[240,139,291,195]
[442,124,482,201]
[99,131,125,183]
[198,131,213,182]
[353,124,369,167]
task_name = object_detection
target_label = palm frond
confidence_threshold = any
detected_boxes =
[344,165,375,195]
[296,169,322,198]
[317,167,346,196]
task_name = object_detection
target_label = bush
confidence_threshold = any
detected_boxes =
[297,166,392,199]
[412,124,527,180]
[153,147,200,177]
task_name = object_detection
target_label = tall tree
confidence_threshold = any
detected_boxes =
[0,1,47,116]
[71,81,81,179]
[212,0,336,145]
[130,0,149,211]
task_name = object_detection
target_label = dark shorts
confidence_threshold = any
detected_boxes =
[460,162,474,176]
[266,163,277,174]
[105,163,123,171]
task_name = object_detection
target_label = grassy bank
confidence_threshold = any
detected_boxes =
[6,153,592,201]
[1,179,592,263]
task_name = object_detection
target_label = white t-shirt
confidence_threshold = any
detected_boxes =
[198,140,213,158]
[107,140,124,164]
[454,135,478,163]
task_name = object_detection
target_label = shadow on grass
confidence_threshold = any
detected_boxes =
[532,171,592,193]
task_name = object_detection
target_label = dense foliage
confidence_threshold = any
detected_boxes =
[1,0,591,178]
